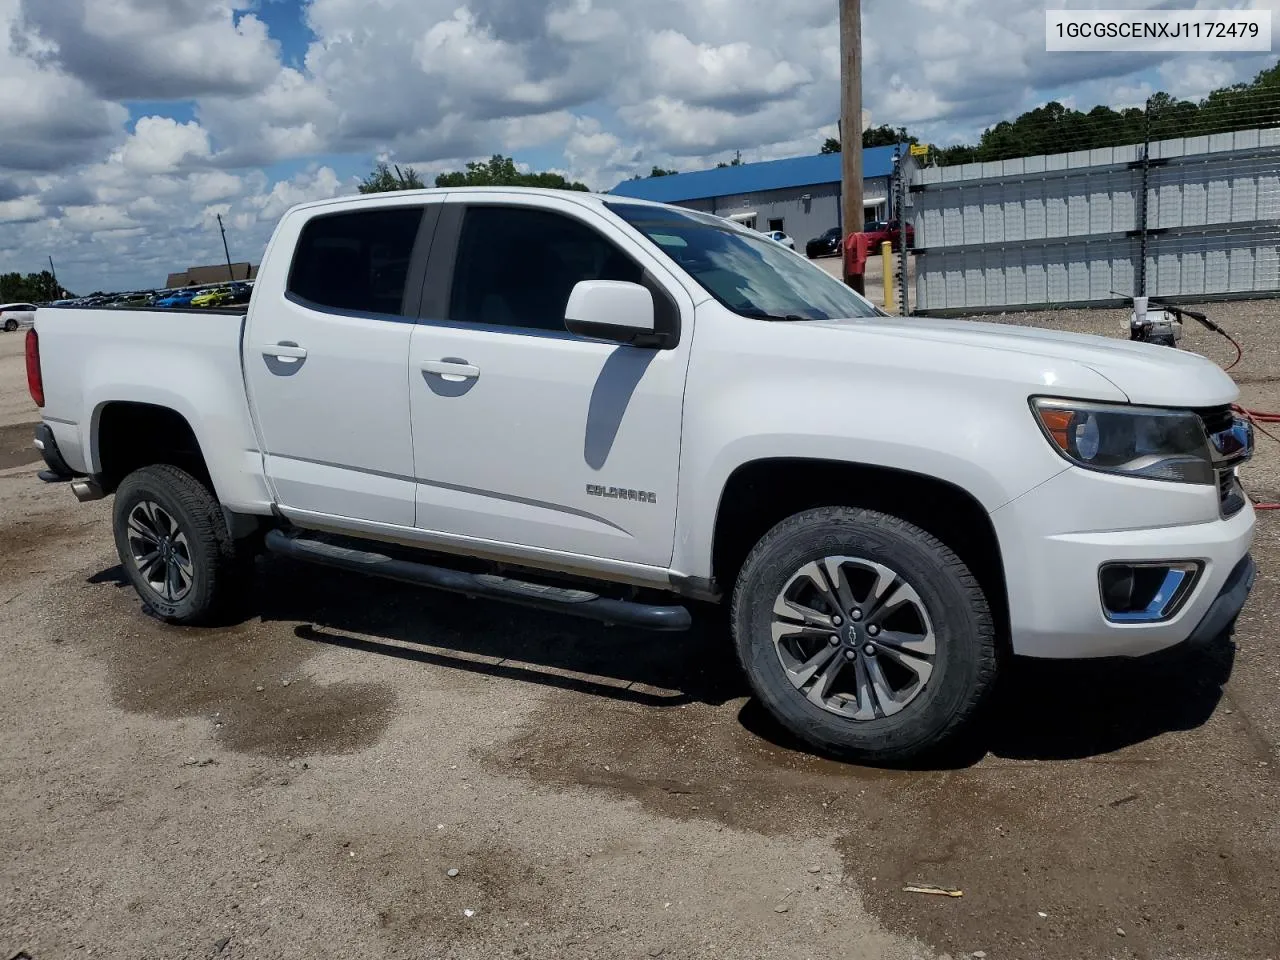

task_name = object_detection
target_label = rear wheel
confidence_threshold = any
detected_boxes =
[731,506,997,764]
[112,465,250,624]
[3,319,16,332]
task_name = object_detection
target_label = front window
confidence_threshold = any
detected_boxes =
[608,202,880,321]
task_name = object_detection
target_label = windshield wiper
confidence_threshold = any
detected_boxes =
[736,308,815,322]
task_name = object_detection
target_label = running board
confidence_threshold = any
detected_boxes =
[264,529,692,631]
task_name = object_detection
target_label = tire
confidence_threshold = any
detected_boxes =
[112,464,249,624]
[3,319,16,332]
[731,506,997,765]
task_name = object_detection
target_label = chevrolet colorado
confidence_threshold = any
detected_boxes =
[28,188,1256,763]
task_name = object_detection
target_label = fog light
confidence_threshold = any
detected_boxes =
[1099,562,1201,623]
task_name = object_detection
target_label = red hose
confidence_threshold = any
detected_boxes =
[1214,329,1280,510]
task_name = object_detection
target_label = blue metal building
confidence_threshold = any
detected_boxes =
[609,146,913,249]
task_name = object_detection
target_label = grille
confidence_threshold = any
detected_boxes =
[1218,469,1246,517]
[1196,404,1235,438]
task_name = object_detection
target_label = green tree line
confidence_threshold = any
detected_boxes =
[819,62,1279,165]
[359,154,588,194]
[1,270,68,303]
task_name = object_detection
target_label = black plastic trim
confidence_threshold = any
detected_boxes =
[669,573,721,603]
[265,529,692,631]
[34,423,79,480]
[1183,554,1256,650]
[400,203,443,318]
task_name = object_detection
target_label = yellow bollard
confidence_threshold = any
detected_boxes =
[881,241,895,311]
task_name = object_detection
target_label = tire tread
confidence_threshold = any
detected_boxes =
[113,464,247,624]
[730,506,997,764]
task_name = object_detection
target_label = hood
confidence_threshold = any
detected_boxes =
[808,314,1239,409]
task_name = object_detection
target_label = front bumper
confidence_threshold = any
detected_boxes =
[993,466,1256,659]
[1183,553,1256,650]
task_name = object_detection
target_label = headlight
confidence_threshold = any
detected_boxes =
[1031,398,1214,484]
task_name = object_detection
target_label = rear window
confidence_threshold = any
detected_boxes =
[287,207,423,316]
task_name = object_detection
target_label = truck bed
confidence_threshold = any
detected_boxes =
[33,306,270,512]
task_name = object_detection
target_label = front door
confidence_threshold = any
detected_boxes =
[407,195,693,568]
[244,199,439,526]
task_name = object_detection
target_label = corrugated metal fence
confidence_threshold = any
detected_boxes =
[910,128,1280,313]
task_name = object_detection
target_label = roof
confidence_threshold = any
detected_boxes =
[608,146,907,203]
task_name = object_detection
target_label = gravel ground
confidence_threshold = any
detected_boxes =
[1,305,1277,960]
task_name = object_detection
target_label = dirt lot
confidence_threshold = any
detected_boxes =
[1,307,1278,960]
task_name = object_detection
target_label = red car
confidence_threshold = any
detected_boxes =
[862,219,914,251]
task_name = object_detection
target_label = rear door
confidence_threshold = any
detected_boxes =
[406,194,695,567]
[244,197,441,526]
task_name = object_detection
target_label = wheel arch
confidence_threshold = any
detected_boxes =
[91,400,215,497]
[708,457,1010,651]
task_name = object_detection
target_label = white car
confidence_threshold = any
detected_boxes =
[764,230,795,249]
[0,303,36,332]
[28,187,1256,764]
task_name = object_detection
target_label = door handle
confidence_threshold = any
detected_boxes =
[263,342,308,362]
[421,359,480,381]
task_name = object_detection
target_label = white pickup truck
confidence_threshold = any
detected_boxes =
[28,187,1256,763]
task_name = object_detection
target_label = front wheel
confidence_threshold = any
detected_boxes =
[112,465,250,624]
[3,319,16,332]
[731,506,997,764]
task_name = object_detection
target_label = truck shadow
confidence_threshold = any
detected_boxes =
[88,555,1235,767]
[740,637,1236,767]
[251,557,743,709]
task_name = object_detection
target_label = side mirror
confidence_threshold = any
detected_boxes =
[564,280,662,347]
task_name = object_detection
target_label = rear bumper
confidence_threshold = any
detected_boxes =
[34,423,79,481]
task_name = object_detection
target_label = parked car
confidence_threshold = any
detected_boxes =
[764,230,795,250]
[191,287,233,308]
[863,220,915,251]
[805,226,844,259]
[28,187,1257,765]
[156,290,197,308]
[225,282,254,304]
[0,302,37,332]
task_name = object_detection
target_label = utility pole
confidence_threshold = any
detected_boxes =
[840,0,864,287]
[216,213,235,282]
[48,256,60,299]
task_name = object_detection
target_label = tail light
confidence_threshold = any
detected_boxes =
[25,328,44,407]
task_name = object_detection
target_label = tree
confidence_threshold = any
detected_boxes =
[358,162,425,194]
[819,126,918,153]
[716,150,744,168]
[0,270,67,303]
[630,166,678,180]
[928,62,1280,166]
[434,154,589,191]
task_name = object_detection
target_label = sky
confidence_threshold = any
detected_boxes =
[1,0,1276,294]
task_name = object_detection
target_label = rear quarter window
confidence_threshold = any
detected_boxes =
[287,207,424,316]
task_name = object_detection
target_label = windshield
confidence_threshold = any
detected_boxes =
[607,202,881,321]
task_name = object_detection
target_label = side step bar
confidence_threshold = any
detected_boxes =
[264,529,692,632]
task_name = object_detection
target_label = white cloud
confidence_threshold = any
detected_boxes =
[61,204,138,232]
[0,0,127,172]
[644,30,812,107]
[245,166,345,222]
[188,170,244,205]
[18,0,282,99]
[118,117,213,175]
[0,195,44,223]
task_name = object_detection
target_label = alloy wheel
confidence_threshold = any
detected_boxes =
[126,499,195,603]
[770,556,936,720]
